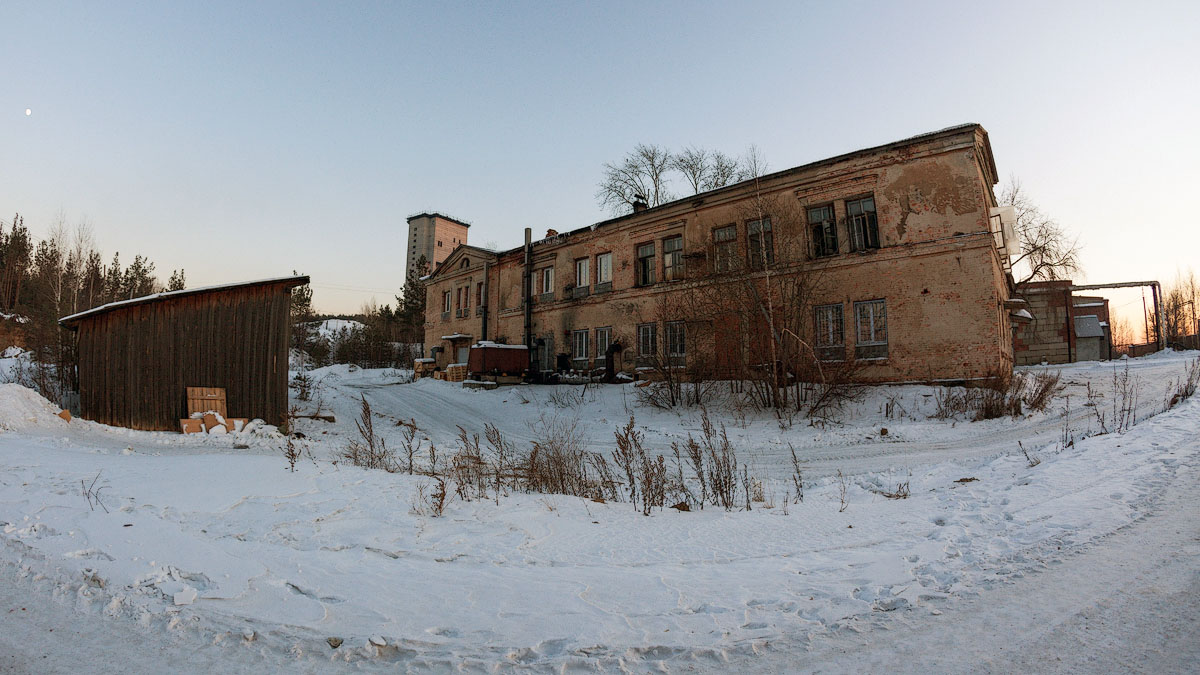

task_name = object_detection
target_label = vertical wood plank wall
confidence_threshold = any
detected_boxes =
[74,282,295,430]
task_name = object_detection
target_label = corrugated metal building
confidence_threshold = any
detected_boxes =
[59,276,308,431]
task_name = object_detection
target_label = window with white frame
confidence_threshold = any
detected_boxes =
[814,303,844,361]
[572,329,590,364]
[637,322,657,363]
[665,321,685,365]
[596,252,612,286]
[442,290,451,314]
[595,326,612,360]
[854,299,888,359]
[541,267,554,295]
[575,258,590,287]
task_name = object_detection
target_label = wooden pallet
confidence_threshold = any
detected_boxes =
[186,387,227,417]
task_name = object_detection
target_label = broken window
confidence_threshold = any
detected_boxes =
[809,205,837,257]
[666,321,686,366]
[814,303,844,361]
[713,224,737,273]
[637,322,658,363]
[637,242,656,286]
[854,299,888,359]
[847,196,879,251]
[572,329,589,364]
[747,218,774,269]
[663,235,683,281]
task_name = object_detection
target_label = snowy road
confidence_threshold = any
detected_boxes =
[1,352,1197,672]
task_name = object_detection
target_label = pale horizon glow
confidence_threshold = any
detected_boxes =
[3,1,1197,330]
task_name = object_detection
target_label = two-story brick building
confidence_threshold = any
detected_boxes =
[423,124,1020,383]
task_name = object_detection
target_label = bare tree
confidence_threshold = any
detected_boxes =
[596,144,674,214]
[1163,268,1199,344]
[1000,177,1083,284]
[1109,314,1135,348]
[672,147,747,196]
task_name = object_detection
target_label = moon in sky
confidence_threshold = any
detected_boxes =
[25,109,31,116]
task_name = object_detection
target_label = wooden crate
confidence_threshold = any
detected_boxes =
[445,365,468,382]
[186,387,227,417]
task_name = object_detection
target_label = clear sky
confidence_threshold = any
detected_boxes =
[2,1,1197,328]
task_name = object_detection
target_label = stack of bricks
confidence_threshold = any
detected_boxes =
[445,364,468,382]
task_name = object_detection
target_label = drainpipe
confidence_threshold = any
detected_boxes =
[481,261,490,342]
[1151,281,1164,351]
[1064,289,1073,363]
[523,228,533,368]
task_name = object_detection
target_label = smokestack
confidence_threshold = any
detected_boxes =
[632,195,649,213]
[545,228,558,238]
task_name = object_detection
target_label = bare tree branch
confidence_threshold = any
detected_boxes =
[596,144,675,214]
[1001,176,1083,285]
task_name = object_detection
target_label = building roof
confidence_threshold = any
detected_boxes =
[489,123,992,257]
[406,212,472,228]
[59,275,310,328]
[1074,315,1106,339]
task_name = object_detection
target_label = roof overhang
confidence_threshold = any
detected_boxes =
[59,275,310,329]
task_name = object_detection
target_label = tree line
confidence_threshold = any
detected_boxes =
[0,212,184,400]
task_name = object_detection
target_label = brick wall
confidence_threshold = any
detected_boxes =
[423,125,1013,382]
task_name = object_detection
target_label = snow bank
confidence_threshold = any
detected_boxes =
[0,383,67,431]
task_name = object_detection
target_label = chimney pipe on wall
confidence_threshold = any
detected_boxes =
[523,228,533,370]
[632,195,649,212]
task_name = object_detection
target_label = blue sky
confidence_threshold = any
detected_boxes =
[2,1,1197,326]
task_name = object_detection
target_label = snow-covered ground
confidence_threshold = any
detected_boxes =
[0,351,1197,672]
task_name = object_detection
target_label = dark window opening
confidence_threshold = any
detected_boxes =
[847,196,879,251]
[747,218,773,269]
[809,205,837,257]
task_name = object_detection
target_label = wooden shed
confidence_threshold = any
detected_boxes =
[59,276,308,431]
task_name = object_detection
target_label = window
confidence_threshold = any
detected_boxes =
[575,258,589,286]
[665,321,685,365]
[637,323,658,363]
[442,290,451,315]
[596,252,612,286]
[854,299,888,359]
[663,235,683,281]
[595,326,612,360]
[809,205,837,257]
[476,282,483,307]
[713,225,737,272]
[814,304,844,361]
[459,259,469,269]
[541,266,555,295]
[572,329,590,364]
[846,196,879,251]
[636,243,656,286]
[437,240,443,247]
[455,287,462,311]
[747,218,773,269]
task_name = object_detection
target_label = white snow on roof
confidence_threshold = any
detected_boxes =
[441,334,473,340]
[1073,302,1105,308]
[1013,309,1034,320]
[60,275,308,324]
[471,341,527,350]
